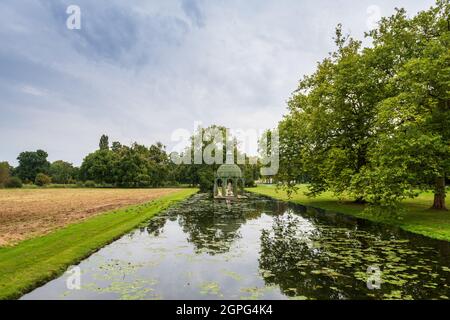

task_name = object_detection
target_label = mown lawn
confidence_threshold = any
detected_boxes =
[0,188,198,300]
[247,185,450,242]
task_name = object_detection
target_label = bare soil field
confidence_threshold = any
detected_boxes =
[0,188,180,246]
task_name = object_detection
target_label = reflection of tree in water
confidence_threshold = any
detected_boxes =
[173,193,279,255]
[259,213,450,300]
[144,215,168,237]
[259,214,347,299]
[140,194,276,254]
[177,196,252,255]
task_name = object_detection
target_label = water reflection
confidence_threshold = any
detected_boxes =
[21,193,450,300]
[157,194,275,255]
[259,212,450,299]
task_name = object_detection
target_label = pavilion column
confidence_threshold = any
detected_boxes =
[232,178,238,196]
[221,177,226,197]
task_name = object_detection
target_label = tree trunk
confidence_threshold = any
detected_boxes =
[432,176,447,211]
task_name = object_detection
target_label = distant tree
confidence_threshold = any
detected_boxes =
[0,161,11,187]
[16,150,50,182]
[79,149,116,184]
[111,141,123,152]
[173,125,256,192]
[354,2,450,210]
[243,160,260,187]
[99,134,109,150]
[49,160,77,184]
[35,173,52,186]
[147,142,171,187]
[276,1,450,211]
[5,177,22,189]
[284,26,388,202]
[111,144,148,187]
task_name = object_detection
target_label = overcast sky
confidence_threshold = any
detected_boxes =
[0,0,436,166]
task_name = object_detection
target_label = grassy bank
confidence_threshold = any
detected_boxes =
[247,185,450,242]
[0,188,198,300]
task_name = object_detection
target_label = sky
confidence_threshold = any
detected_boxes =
[0,0,436,166]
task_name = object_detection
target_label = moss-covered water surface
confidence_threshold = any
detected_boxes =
[21,194,450,300]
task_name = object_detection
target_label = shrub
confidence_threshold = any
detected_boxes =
[35,173,52,186]
[0,162,11,186]
[84,180,96,188]
[75,181,84,188]
[5,177,23,188]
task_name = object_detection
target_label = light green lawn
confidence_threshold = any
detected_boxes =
[247,185,450,242]
[0,188,198,300]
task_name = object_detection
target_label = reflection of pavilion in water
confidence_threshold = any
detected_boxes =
[213,163,246,199]
[146,193,286,255]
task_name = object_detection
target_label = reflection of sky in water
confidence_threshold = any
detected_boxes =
[21,194,450,300]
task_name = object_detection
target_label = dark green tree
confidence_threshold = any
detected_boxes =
[16,150,50,183]
[0,162,12,187]
[79,149,116,184]
[99,134,109,150]
[35,173,52,186]
[49,160,78,184]
[354,1,450,210]
[277,1,450,210]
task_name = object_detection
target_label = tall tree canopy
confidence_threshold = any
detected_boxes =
[0,162,12,187]
[49,160,78,184]
[80,136,174,187]
[15,150,50,183]
[99,134,109,150]
[279,0,450,210]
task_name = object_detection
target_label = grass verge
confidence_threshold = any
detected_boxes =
[247,185,450,242]
[0,188,198,300]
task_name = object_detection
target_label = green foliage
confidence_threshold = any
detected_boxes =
[0,162,11,187]
[99,134,109,150]
[278,1,450,210]
[249,185,450,242]
[0,189,197,300]
[49,160,77,184]
[79,149,115,184]
[35,173,52,186]
[15,150,50,182]
[76,181,84,188]
[84,180,96,188]
[172,125,261,192]
[197,166,215,192]
[5,177,23,189]
[80,136,174,187]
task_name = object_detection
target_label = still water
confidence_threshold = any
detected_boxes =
[22,193,450,300]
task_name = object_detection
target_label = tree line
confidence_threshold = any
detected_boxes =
[0,129,261,191]
[275,1,449,211]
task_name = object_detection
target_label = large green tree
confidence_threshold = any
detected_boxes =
[15,150,50,183]
[49,160,78,184]
[355,1,450,210]
[99,134,109,150]
[80,135,175,187]
[173,125,258,192]
[0,162,12,187]
[283,26,387,202]
[278,0,450,210]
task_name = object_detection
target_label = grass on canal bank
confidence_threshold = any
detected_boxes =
[0,188,198,300]
[247,185,450,243]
